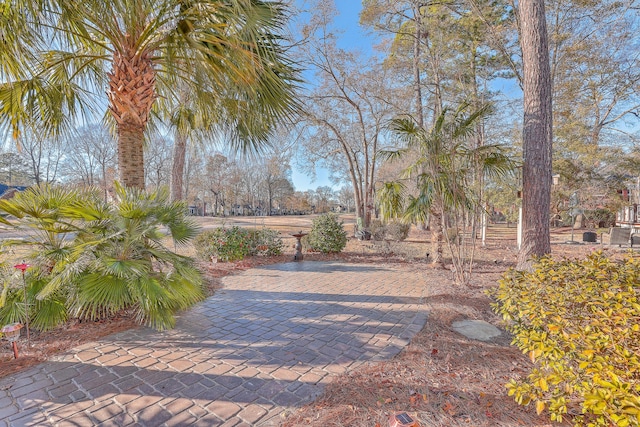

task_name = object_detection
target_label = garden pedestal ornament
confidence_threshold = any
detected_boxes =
[291,231,308,261]
[1,323,23,359]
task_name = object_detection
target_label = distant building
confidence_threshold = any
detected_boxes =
[0,184,28,199]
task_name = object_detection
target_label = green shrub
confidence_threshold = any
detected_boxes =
[248,228,284,256]
[385,220,410,241]
[194,227,283,261]
[308,213,347,253]
[490,252,640,427]
[194,227,251,262]
[584,208,616,228]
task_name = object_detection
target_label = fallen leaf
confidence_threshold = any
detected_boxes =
[443,401,456,415]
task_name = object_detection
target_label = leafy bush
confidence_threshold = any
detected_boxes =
[369,220,386,241]
[584,208,615,229]
[0,184,204,331]
[385,220,410,241]
[368,220,410,242]
[194,227,251,262]
[193,227,283,261]
[490,252,640,427]
[249,228,284,256]
[308,213,347,253]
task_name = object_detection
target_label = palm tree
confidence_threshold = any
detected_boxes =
[379,103,515,282]
[0,0,299,190]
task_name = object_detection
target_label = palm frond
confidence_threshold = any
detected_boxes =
[377,181,407,222]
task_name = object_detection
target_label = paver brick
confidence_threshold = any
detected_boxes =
[55,413,95,427]
[89,402,126,423]
[270,368,300,382]
[10,379,54,398]
[47,399,94,420]
[163,410,198,426]
[237,404,268,424]
[192,414,224,427]
[164,397,194,415]
[136,405,173,425]
[126,395,163,413]
[0,262,428,427]
[206,401,241,420]
[0,404,19,419]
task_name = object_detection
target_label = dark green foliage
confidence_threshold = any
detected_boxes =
[251,228,284,256]
[193,226,283,262]
[194,226,251,262]
[0,184,205,331]
[490,252,640,426]
[584,208,615,228]
[307,213,347,253]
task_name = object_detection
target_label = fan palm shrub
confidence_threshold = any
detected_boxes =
[0,184,204,331]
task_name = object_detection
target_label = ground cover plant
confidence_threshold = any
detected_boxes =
[492,252,640,426]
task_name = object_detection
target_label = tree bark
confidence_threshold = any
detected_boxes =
[171,131,187,201]
[412,1,424,128]
[517,0,553,269]
[430,208,445,266]
[117,125,146,189]
[107,48,156,190]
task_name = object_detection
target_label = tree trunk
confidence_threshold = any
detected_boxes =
[107,48,156,190]
[430,208,445,266]
[171,131,187,201]
[117,126,146,189]
[517,0,553,269]
[412,1,424,128]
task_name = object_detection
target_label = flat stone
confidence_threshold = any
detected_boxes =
[452,319,501,341]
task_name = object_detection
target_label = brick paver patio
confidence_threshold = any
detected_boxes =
[0,261,428,426]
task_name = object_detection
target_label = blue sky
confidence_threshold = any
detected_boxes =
[290,1,376,192]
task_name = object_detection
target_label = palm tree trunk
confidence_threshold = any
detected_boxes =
[171,131,187,201]
[107,48,156,190]
[430,208,445,267]
[117,126,146,189]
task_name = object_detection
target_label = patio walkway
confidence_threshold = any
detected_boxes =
[0,261,428,426]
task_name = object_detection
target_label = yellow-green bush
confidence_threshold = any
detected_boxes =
[491,252,640,427]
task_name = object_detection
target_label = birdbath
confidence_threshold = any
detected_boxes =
[291,231,308,261]
[1,323,23,359]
